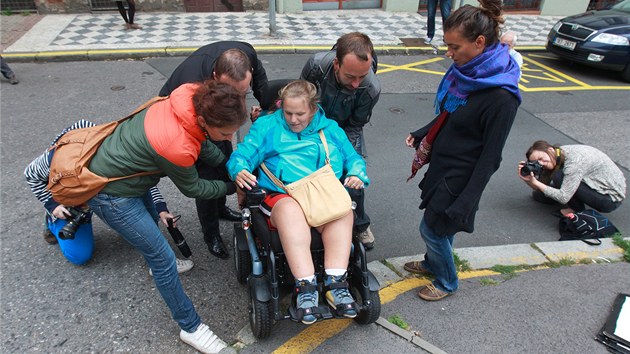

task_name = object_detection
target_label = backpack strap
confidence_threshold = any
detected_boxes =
[123,96,168,122]
[305,51,337,85]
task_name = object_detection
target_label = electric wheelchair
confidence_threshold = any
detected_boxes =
[233,186,381,339]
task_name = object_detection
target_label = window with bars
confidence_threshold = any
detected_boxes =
[588,0,623,10]
[0,0,36,12]
[89,0,118,11]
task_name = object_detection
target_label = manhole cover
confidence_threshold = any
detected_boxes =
[111,85,125,91]
[389,107,405,114]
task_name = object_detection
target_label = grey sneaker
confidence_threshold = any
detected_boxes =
[324,273,357,318]
[295,278,319,325]
[354,226,375,250]
[149,258,194,276]
[9,75,18,85]
[180,323,227,354]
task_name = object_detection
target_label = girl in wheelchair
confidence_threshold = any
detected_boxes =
[227,80,370,324]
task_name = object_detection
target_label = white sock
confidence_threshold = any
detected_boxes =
[297,275,316,283]
[325,269,346,277]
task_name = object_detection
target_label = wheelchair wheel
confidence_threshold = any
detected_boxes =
[249,293,273,339]
[233,225,251,284]
[352,289,381,325]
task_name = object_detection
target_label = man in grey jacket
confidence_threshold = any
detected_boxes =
[300,32,381,249]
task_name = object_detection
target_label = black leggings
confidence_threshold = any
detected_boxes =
[116,0,136,24]
[536,170,622,213]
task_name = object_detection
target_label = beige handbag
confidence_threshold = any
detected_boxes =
[260,130,352,227]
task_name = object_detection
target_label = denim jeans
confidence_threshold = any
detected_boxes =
[48,215,94,265]
[426,0,451,39]
[419,217,458,293]
[87,192,201,332]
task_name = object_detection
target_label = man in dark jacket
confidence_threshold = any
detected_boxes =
[160,41,269,259]
[300,32,381,250]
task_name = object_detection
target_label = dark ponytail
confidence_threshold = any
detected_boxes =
[444,0,505,45]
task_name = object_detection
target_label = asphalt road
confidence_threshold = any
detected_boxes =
[1,53,629,353]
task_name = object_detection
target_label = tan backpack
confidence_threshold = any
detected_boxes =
[47,96,166,206]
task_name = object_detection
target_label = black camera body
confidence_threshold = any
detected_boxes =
[58,207,91,240]
[520,161,543,177]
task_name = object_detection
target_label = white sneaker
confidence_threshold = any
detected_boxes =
[149,258,194,276]
[423,36,433,44]
[180,323,227,354]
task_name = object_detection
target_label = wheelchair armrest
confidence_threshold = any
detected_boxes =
[246,186,266,208]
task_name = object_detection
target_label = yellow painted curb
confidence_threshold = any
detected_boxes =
[272,269,500,354]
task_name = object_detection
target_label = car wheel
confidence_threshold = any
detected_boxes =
[621,63,630,82]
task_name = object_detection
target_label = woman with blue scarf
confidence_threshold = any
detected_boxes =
[403,0,521,301]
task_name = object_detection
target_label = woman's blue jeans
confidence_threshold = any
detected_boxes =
[426,0,451,39]
[87,192,201,332]
[419,217,458,293]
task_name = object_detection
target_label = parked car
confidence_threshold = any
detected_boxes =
[546,0,630,82]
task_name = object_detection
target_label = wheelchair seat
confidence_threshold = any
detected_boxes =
[250,207,324,255]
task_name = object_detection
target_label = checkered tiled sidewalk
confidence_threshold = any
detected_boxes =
[5,10,562,53]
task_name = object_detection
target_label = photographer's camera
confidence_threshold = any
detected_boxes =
[520,161,543,177]
[58,207,91,240]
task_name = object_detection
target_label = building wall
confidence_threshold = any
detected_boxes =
[244,0,267,10]
[456,0,589,15]
[36,0,184,13]
[32,0,595,15]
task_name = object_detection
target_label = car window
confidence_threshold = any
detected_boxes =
[611,0,630,12]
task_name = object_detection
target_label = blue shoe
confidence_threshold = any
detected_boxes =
[324,273,357,318]
[295,278,319,325]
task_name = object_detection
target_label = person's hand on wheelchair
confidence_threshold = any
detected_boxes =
[235,169,258,208]
[250,106,262,122]
[343,176,365,190]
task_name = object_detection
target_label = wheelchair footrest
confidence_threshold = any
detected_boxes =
[288,304,333,322]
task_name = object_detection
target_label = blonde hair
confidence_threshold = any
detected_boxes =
[277,80,319,113]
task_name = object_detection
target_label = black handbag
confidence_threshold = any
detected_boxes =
[558,209,619,246]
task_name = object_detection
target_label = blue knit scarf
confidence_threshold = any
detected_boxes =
[435,43,522,114]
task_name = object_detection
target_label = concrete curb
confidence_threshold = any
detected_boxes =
[368,237,629,289]
[1,45,548,63]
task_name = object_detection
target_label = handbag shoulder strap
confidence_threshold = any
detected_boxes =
[260,163,287,191]
[318,130,331,164]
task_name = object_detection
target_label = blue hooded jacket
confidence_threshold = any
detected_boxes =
[227,106,369,194]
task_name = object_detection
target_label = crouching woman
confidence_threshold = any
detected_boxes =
[518,140,626,216]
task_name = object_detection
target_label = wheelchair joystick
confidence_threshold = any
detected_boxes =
[246,185,266,208]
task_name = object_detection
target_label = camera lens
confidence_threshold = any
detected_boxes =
[59,220,79,240]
